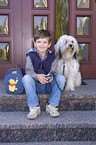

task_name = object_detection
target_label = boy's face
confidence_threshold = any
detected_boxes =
[34,38,51,55]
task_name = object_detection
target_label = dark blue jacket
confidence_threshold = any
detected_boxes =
[26,48,55,75]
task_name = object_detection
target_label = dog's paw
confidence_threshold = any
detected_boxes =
[65,86,75,91]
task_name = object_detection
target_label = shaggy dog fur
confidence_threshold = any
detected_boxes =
[54,35,81,91]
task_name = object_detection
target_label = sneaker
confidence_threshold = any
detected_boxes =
[46,104,60,117]
[27,106,41,120]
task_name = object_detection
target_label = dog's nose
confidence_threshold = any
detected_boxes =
[69,44,73,48]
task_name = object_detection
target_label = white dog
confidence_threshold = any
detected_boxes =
[54,35,81,91]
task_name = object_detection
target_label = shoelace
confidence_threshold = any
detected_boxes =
[30,107,39,112]
[49,105,58,111]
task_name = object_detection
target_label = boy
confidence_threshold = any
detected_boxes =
[22,29,66,119]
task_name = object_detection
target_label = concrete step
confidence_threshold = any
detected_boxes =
[0,141,96,145]
[0,92,96,112]
[0,111,96,143]
[0,79,96,112]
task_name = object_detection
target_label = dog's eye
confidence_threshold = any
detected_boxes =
[71,41,74,43]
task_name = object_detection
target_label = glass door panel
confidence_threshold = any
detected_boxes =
[34,0,48,8]
[0,42,9,62]
[78,43,89,62]
[76,16,90,35]
[0,15,9,35]
[0,0,8,7]
[34,16,48,33]
[77,0,90,8]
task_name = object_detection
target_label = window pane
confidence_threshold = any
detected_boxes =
[78,43,89,62]
[34,0,48,8]
[0,0,8,7]
[77,17,90,36]
[55,0,69,41]
[34,16,47,33]
[77,0,90,8]
[0,15,9,35]
[0,43,9,62]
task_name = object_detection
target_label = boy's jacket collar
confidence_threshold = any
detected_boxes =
[26,48,53,55]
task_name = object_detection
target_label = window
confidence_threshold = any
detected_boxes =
[33,0,48,8]
[77,0,90,8]
[34,16,48,34]
[0,42,9,62]
[0,15,9,35]
[78,43,89,62]
[0,0,8,7]
[76,16,90,36]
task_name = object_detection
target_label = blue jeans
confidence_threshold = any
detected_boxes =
[22,74,66,107]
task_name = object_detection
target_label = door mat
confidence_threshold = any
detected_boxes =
[81,80,87,85]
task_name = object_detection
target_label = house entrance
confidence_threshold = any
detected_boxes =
[0,0,96,78]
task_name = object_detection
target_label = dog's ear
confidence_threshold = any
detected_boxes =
[73,51,80,60]
[73,52,78,59]
[54,35,67,58]
[54,35,64,57]
[58,47,62,59]
[54,43,62,59]
[74,38,79,52]
[54,44,62,58]
[54,40,61,58]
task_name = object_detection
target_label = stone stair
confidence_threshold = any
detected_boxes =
[0,79,96,144]
[0,141,96,145]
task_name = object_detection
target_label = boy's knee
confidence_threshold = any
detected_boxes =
[56,75,66,83]
[22,74,34,84]
[55,75,66,90]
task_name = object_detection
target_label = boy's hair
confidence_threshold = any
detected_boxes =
[33,29,52,43]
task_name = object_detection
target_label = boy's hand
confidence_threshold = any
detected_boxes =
[47,76,53,83]
[45,74,53,83]
[36,74,53,84]
[36,74,48,84]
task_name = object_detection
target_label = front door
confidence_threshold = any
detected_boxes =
[0,0,96,79]
[0,0,55,78]
[0,0,24,78]
[69,0,96,78]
